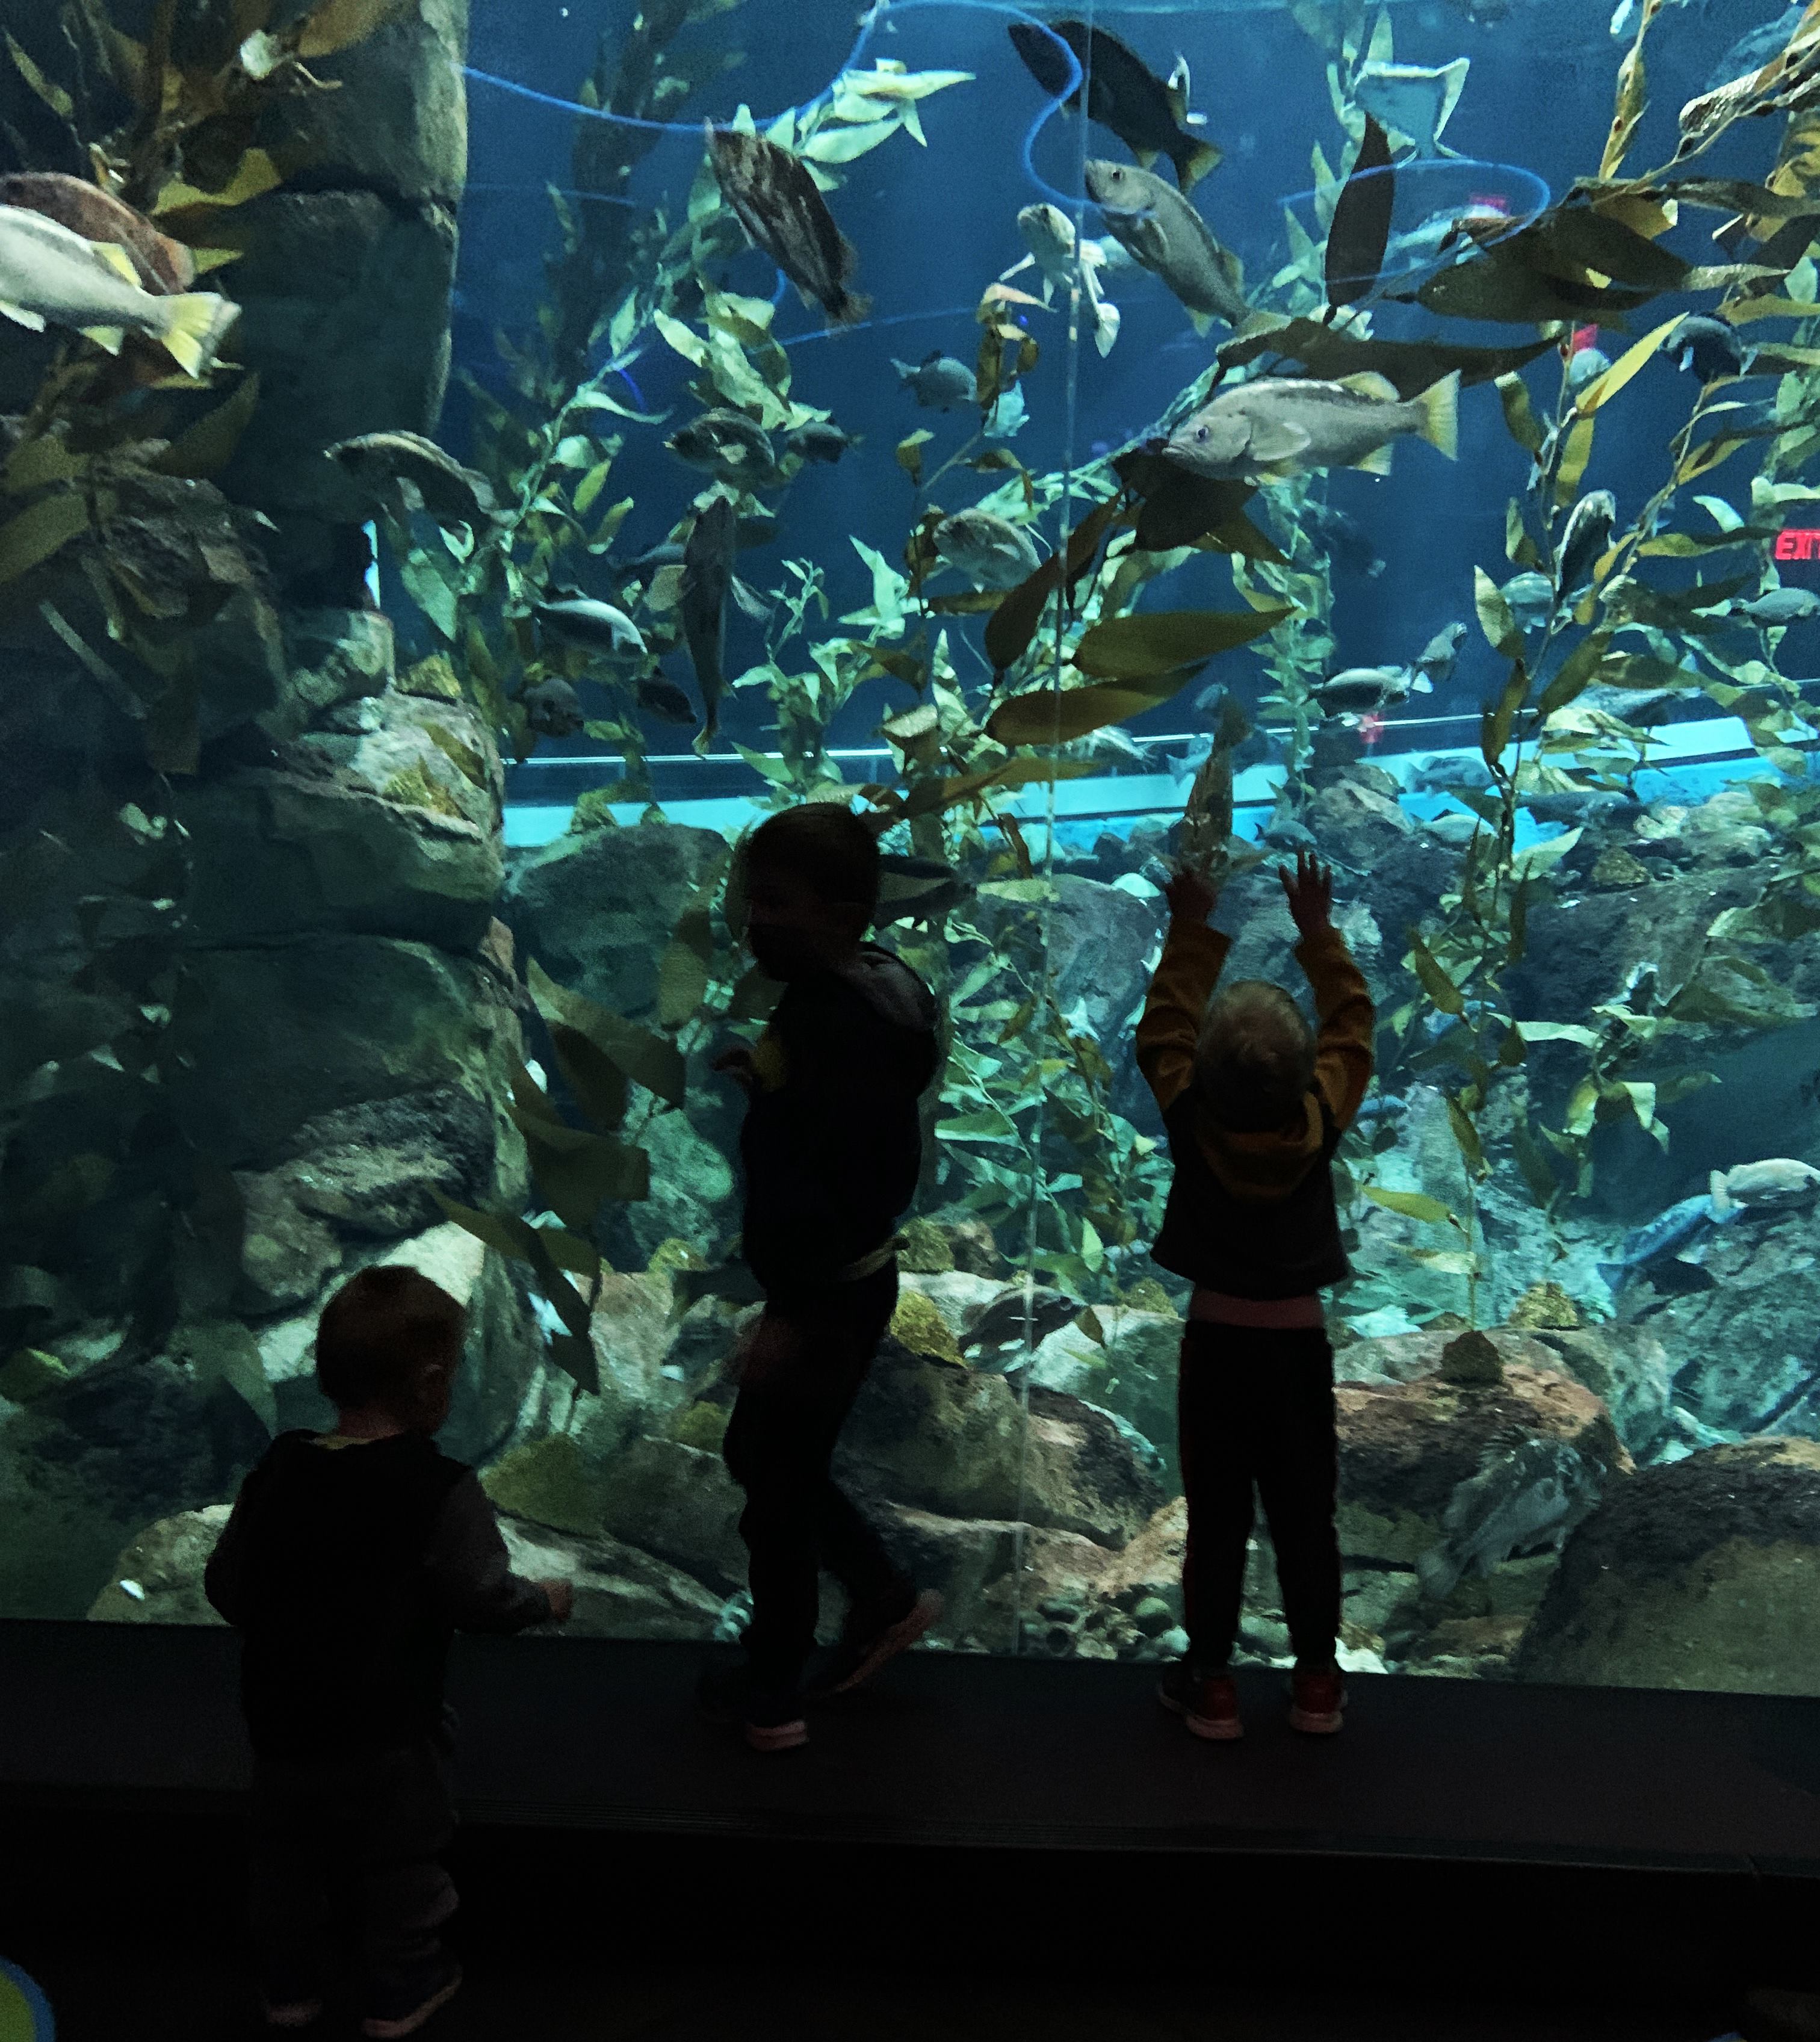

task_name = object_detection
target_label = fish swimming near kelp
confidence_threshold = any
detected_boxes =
[1724,587,1820,628]
[1314,664,1434,717]
[534,587,648,657]
[1085,158,1249,334]
[785,421,859,464]
[1164,372,1459,481]
[1500,570,1556,632]
[1415,621,1467,685]
[1709,1158,1820,1215]
[0,203,237,378]
[637,675,698,726]
[1674,315,1750,383]
[1352,56,1470,156]
[681,493,737,740]
[666,408,781,487]
[1007,18,1221,193]
[893,350,977,409]
[932,509,1042,589]
[962,1283,1082,1368]
[329,430,501,536]
[1558,490,1616,599]
[522,678,584,738]
[706,123,869,326]
[1003,203,1122,357]
[0,172,197,294]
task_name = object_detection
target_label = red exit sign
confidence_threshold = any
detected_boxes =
[1776,528,1820,560]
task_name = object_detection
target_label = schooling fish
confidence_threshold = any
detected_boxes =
[534,587,648,657]
[1004,203,1122,357]
[1674,315,1750,383]
[0,204,237,378]
[932,509,1043,589]
[666,407,778,485]
[1352,57,1470,156]
[328,430,501,534]
[1085,158,1249,335]
[0,172,196,294]
[1006,19,1221,193]
[1164,371,1459,481]
[681,494,737,740]
[893,350,977,409]
[1709,1158,1820,1215]
[706,123,869,327]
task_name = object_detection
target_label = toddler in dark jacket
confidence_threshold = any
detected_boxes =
[1136,850,1374,1742]
[205,1264,571,2037]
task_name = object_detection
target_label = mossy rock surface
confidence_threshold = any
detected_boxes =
[890,1289,963,1367]
[481,1432,607,1538]
[896,1217,954,1275]
[1515,1439,1820,1693]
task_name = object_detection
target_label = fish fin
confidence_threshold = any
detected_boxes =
[1336,371,1401,401]
[91,241,140,284]
[1412,675,1434,693]
[1596,1261,1626,1290]
[1709,1170,1734,1217]
[921,348,942,364]
[1093,300,1121,357]
[1135,148,1160,172]
[0,300,46,332]
[1416,370,1461,460]
[155,291,238,379]
[1003,253,1036,277]
[1352,443,1396,477]
[1247,419,1313,463]
[79,325,125,355]
[1178,140,1223,192]
[1233,310,1280,339]
[1187,309,1212,337]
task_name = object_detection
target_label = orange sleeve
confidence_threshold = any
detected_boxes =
[1296,925,1375,1132]
[1135,921,1230,1115]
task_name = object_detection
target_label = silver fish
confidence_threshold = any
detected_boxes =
[1734,587,1820,627]
[1709,1159,1820,1214]
[1315,664,1433,714]
[534,587,648,656]
[1164,372,1459,480]
[1085,158,1248,334]
[893,350,976,409]
[1352,57,1470,156]
[0,203,237,377]
[329,430,500,535]
[706,123,868,326]
[1004,203,1122,357]
[681,495,737,741]
[932,510,1042,589]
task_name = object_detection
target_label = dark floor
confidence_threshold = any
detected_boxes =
[4,1621,1817,2042]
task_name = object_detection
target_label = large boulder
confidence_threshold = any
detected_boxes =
[501,823,729,1027]
[88,1503,233,1625]
[970,876,1162,1045]
[1514,1438,1820,1692]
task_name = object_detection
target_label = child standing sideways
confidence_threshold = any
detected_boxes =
[1136,850,1375,1741]
[701,803,946,1753]
[205,1265,573,2037]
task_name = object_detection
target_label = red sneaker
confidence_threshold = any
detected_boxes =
[1157,1662,1243,1740]
[1289,1663,1346,1735]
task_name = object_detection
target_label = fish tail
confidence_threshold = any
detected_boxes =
[156,291,239,379]
[1709,1170,1734,1218]
[80,325,125,356]
[1595,1261,1626,1290]
[1093,299,1121,358]
[831,288,872,327]
[1175,138,1224,192]
[1417,370,1461,460]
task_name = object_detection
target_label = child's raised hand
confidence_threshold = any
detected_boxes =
[1163,866,1218,926]
[1279,849,1334,938]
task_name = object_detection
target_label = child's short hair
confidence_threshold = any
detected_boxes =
[746,803,880,916]
[1195,980,1316,1132]
[315,1266,465,1412]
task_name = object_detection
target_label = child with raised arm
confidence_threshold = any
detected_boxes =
[1135,849,1375,1740]
[205,1266,572,2037]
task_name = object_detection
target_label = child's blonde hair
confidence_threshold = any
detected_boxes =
[1194,980,1315,1131]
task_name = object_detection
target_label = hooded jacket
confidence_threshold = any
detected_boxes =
[1136,920,1375,1299]
[739,940,941,1301]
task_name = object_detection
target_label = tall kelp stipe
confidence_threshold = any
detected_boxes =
[1339,0,1820,1326]
[0,0,438,1428]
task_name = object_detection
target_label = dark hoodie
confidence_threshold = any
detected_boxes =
[1136,921,1375,1299]
[739,939,941,1302]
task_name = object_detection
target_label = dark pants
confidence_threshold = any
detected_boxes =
[1177,1323,1343,1671]
[248,1732,457,2002]
[721,1265,913,1690]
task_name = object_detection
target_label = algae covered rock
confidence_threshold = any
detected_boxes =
[1515,1438,1820,1692]
[595,1435,748,1592]
[88,1503,234,1625]
[889,1289,964,1367]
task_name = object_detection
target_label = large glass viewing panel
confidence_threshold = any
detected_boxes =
[2,0,1819,1700]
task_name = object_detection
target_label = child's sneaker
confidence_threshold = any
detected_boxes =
[1156,1662,1243,1740]
[696,1659,809,1751]
[361,1954,462,2038]
[805,1587,944,1695]
[1289,1663,1346,1734]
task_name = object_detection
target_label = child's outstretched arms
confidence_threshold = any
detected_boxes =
[1281,852,1375,1131]
[1135,866,1231,1115]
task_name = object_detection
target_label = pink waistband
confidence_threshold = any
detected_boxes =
[1189,1289,1325,1331]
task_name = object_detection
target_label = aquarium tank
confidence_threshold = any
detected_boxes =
[4,0,1820,1700]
